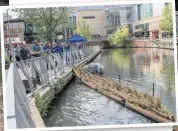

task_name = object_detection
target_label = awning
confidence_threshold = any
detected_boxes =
[66,34,87,44]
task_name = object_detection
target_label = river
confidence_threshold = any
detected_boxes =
[45,48,175,127]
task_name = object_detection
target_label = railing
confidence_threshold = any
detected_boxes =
[6,45,100,129]
[91,36,108,41]
[6,63,35,128]
[130,37,174,49]
[15,46,100,95]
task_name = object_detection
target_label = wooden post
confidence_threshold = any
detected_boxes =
[119,75,120,82]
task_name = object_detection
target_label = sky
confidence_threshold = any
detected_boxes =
[3,10,19,19]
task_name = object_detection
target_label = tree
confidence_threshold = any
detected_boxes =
[108,26,129,47]
[159,4,173,33]
[12,7,72,43]
[76,18,92,39]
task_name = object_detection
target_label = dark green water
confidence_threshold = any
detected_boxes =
[45,48,175,127]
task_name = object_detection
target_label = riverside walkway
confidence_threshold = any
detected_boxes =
[6,45,101,129]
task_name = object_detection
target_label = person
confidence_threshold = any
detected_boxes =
[31,39,44,85]
[43,40,52,54]
[52,42,63,57]
[31,39,43,57]
[7,45,12,62]
[20,45,31,60]
[54,39,58,47]
[39,42,45,53]
[14,45,21,61]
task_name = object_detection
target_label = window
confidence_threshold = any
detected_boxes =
[83,16,95,19]
[145,23,149,30]
[135,24,144,29]
[138,5,141,20]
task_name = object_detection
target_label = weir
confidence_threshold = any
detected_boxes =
[6,45,101,129]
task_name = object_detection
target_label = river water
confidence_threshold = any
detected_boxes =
[45,48,175,127]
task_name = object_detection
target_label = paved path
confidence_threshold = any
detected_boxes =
[29,97,45,128]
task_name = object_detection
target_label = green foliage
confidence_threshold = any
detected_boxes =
[12,7,73,43]
[35,93,49,117]
[159,4,173,33]
[76,18,92,40]
[108,26,130,47]
[35,93,43,113]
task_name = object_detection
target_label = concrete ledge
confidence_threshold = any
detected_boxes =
[28,97,45,128]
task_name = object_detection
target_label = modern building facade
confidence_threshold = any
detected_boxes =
[76,9,107,36]
[76,5,133,36]
[105,5,132,34]
[132,3,167,39]
[4,19,36,44]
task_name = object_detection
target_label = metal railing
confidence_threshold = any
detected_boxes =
[6,63,35,128]
[6,45,100,129]
[130,37,174,48]
[91,36,108,41]
[14,46,100,95]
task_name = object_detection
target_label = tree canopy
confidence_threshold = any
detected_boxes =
[108,26,130,47]
[12,7,73,43]
[159,4,173,33]
[75,18,92,39]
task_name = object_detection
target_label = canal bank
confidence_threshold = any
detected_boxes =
[28,47,101,127]
[92,39,174,50]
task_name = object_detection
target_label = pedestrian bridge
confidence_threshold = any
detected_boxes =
[6,45,101,129]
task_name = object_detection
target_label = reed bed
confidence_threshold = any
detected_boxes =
[74,68,175,122]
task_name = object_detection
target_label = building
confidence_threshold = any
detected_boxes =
[105,5,132,34]
[76,8,107,37]
[76,5,133,36]
[4,19,25,44]
[132,16,162,39]
[4,19,36,44]
[132,3,168,39]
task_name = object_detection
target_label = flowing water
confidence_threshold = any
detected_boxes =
[45,48,175,127]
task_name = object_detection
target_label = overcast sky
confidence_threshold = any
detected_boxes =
[4,10,19,19]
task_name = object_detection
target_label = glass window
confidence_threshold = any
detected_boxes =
[145,23,149,29]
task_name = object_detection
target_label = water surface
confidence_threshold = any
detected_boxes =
[45,48,175,127]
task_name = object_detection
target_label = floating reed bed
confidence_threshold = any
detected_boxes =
[73,68,175,123]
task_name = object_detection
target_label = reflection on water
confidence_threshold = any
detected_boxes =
[45,48,175,127]
[95,49,175,115]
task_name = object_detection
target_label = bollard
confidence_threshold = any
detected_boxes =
[119,75,121,82]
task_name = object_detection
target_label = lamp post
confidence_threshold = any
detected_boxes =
[6,9,11,46]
